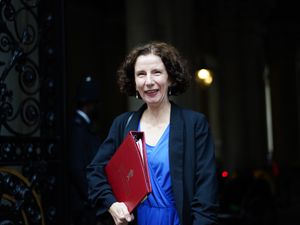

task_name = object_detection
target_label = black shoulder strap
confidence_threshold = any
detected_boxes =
[123,112,134,139]
[125,113,133,128]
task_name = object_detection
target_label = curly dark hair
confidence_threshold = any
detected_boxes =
[117,41,191,96]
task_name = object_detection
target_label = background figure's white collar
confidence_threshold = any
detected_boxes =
[76,110,91,124]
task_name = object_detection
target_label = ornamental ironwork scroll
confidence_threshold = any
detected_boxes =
[0,0,40,136]
[0,0,64,224]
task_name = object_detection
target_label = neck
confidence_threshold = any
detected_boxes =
[144,101,171,125]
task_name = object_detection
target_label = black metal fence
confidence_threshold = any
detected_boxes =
[0,0,66,224]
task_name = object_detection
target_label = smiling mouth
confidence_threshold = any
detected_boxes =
[145,89,158,94]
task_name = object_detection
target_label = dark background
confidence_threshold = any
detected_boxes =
[65,1,300,224]
[1,0,299,224]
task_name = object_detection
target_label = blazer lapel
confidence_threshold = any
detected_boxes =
[169,102,184,224]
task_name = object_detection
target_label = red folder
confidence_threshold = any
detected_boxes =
[105,131,152,213]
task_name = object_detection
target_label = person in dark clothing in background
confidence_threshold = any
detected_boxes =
[69,74,102,225]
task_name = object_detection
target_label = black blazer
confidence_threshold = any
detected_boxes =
[87,102,219,225]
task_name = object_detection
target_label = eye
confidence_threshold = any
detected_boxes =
[152,70,161,75]
[136,71,146,77]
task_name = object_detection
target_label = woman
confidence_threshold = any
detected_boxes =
[86,41,219,225]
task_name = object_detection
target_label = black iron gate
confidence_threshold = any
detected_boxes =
[0,0,66,224]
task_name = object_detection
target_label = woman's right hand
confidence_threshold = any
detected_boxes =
[108,202,134,225]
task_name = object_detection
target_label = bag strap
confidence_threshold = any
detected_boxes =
[123,112,133,139]
[125,113,133,128]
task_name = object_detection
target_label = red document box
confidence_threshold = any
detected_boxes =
[105,131,152,213]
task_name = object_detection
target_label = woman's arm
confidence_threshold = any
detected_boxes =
[86,113,129,214]
[192,115,219,225]
[86,112,137,225]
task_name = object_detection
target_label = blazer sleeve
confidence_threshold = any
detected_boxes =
[192,115,219,225]
[86,112,130,215]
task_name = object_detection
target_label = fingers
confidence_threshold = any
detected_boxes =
[130,213,135,221]
[108,202,134,225]
[115,205,131,223]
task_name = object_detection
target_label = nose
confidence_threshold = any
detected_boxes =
[145,74,154,85]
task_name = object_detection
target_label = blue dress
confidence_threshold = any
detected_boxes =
[137,125,180,225]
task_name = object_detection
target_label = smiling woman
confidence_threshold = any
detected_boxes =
[87,41,219,225]
[134,54,170,108]
[117,42,190,97]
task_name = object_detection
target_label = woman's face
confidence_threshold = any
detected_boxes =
[134,54,170,107]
